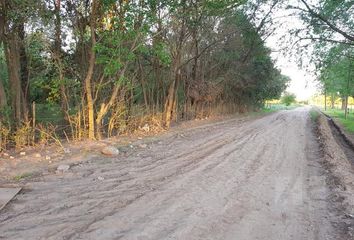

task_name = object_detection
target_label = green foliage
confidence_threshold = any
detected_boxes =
[317,45,353,98]
[324,108,354,133]
[212,11,288,107]
[310,109,319,122]
[0,45,8,86]
[281,92,296,106]
[13,172,33,181]
[0,0,290,144]
[152,43,171,67]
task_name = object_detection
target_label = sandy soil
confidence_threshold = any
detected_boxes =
[0,107,352,239]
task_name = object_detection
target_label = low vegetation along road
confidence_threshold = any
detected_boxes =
[1,107,353,239]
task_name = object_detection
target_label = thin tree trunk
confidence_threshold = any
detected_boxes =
[163,8,186,127]
[324,90,327,111]
[341,97,346,110]
[54,0,69,115]
[345,95,348,119]
[85,51,95,139]
[84,0,99,140]
[138,59,149,109]
[344,61,351,119]
[0,74,7,108]
[4,35,23,124]
[163,62,179,128]
[95,66,128,139]
[331,93,335,109]
[18,24,28,121]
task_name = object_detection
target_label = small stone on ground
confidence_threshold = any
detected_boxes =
[56,164,70,173]
[101,146,119,156]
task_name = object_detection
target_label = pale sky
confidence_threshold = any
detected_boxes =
[263,0,319,101]
[276,63,318,101]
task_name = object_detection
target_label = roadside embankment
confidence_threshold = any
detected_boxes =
[316,112,354,237]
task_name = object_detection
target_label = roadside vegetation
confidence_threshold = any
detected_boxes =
[0,0,290,150]
[306,0,354,135]
[309,109,319,122]
[263,98,302,113]
[281,92,296,106]
[0,0,352,151]
[323,108,354,133]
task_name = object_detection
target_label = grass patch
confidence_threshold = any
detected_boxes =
[35,103,65,125]
[323,108,354,133]
[13,172,33,181]
[262,103,302,113]
[309,109,319,122]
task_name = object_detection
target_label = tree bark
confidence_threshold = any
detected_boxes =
[4,34,25,124]
[0,74,6,108]
[95,69,126,140]
[344,96,348,119]
[138,59,149,108]
[54,0,69,115]
[163,2,186,128]
[18,23,29,119]
[1,0,28,124]
[341,97,346,110]
[83,0,99,140]
[324,90,327,111]
[331,93,335,109]
[163,74,178,128]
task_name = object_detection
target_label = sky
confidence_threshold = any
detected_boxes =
[262,0,319,101]
[274,61,318,101]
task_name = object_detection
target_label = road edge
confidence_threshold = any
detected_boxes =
[316,112,354,238]
[321,111,354,151]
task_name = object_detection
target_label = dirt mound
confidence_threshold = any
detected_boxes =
[317,113,354,238]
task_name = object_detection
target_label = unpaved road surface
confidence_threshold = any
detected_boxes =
[0,107,348,239]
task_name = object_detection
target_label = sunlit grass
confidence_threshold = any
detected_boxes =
[262,103,302,113]
[13,172,33,181]
[323,108,354,133]
[310,109,319,122]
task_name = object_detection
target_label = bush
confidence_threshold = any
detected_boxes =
[281,92,296,106]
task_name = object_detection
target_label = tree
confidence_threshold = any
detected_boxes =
[281,92,296,106]
[318,45,353,118]
[0,0,290,148]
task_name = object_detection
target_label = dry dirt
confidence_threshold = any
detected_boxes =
[0,107,353,240]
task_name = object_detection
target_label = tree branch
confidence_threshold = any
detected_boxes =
[299,0,354,42]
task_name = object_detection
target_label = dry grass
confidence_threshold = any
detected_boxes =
[127,113,165,134]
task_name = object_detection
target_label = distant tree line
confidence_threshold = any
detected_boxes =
[285,0,354,117]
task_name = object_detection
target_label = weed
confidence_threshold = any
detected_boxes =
[13,172,33,181]
[310,109,319,122]
[323,108,354,133]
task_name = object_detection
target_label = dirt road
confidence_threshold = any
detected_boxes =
[0,107,349,239]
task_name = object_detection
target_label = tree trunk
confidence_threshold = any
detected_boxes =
[0,75,7,109]
[331,93,335,109]
[4,34,24,124]
[138,59,149,109]
[95,66,127,139]
[85,42,96,140]
[163,62,180,128]
[151,0,163,112]
[54,0,69,115]
[324,90,327,111]
[83,0,99,140]
[341,97,346,110]
[18,23,28,121]
[163,6,186,127]
[344,95,348,119]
